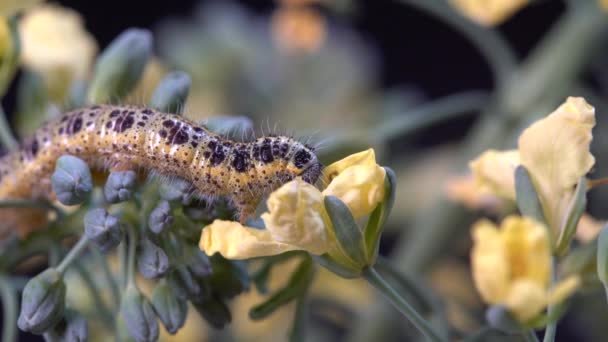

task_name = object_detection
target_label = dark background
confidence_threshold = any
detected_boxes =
[12,0,566,340]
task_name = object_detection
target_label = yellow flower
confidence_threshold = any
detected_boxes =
[19,4,97,101]
[200,149,386,263]
[444,174,506,212]
[0,0,42,17]
[469,97,596,236]
[449,0,529,26]
[471,216,580,321]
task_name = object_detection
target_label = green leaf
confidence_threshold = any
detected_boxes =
[555,177,587,256]
[249,257,314,320]
[596,224,608,289]
[514,165,546,224]
[324,196,367,266]
[364,167,396,262]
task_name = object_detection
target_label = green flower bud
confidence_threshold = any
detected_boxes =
[44,310,88,342]
[87,28,152,103]
[149,71,191,114]
[84,208,123,252]
[204,116,253,140]
[148,201,172,234]
[159,178,193,205]
[185,247,212,278]
[51,155,93,206]
[104,170,137,203]
[151,281,187,335]
[208,255,249,299]
[120,286,159,342]
[192,296,231,329]
[137,238,169,279]
[167,266,204,301]
[18,268,66,334]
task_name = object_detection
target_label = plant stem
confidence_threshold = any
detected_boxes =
[73,260,114,326]
[92,247,121,309]
[126,225,138,287]
[0,274,17,342]
[543,259,558,342]
[56,236,89,275]
[362,267,444,342]
[289,295,309,342]
[524,330,540,342]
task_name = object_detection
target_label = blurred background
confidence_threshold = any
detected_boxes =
[5,0,608,341]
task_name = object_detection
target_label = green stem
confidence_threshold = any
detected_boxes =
[56,236,89,275]
[0,274,17,342]
[362,267,444,342]
[524,330,540,342]
[543,260,558,342]
[125,225,138,287]
[289,295,309,342]
[73,260,114,326]
[92,247,121,309]
[374,90,488,142]
[0,105,17,151]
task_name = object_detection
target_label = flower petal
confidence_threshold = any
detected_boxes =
[519,97,595,233]
[322,157,386,218]
[322,149,377,185]
[199,220,301,259]
[547,275,580,305]
[469,149,520,200]
[505,280,547,321]
[261,178,330,255]
[471,219,510,305]
[448,0,529,26]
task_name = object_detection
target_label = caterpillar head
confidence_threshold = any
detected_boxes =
[290,143,322,185]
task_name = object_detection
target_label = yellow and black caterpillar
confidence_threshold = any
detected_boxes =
[0,105,322,236]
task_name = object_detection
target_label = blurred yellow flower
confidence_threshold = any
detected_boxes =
[469,150,520,200]
[470,97,596,237]
[0,0,42,16]
[200,149,385,260]
[575,214,605,243]
[271,6,326,54]
[471,216,580,321]
[19,3,97,101]
[444,174,506,212]
[449,0,529,26]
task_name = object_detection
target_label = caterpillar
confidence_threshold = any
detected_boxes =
[0,105,322,237]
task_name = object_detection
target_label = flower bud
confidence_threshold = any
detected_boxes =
[167,266,204,301]
[87,28,152,103]
[51,155,93,205]
[44,310,88,342]
[192,296,231,329]
[204,116,253,140]
[159,178,193,205]
[83,208,123,252]
[149,71,191,114]
[137,238,170,279]
[120,286,159,342]
[185,246,212,278]
[18,268,66,334]
[104,170,137,203]
[148,201,172,234]
[151,282,187,335]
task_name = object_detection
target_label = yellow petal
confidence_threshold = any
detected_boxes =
[322,149,378,185]
[519,97,595,234]
[471,219,510,304]
[501,216,550,287]
[505,280,547,321]
[448,0,529,26]
[444,174,505,211]
[575,214,604,243]
[199,220,301,259]
[548,275,580,305]
[469,149,520,200]
[262,178,330,255]
[322,152,386,218]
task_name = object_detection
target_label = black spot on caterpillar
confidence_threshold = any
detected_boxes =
[0,105,322,236]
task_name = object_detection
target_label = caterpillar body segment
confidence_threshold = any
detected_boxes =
[0,105,322,236]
